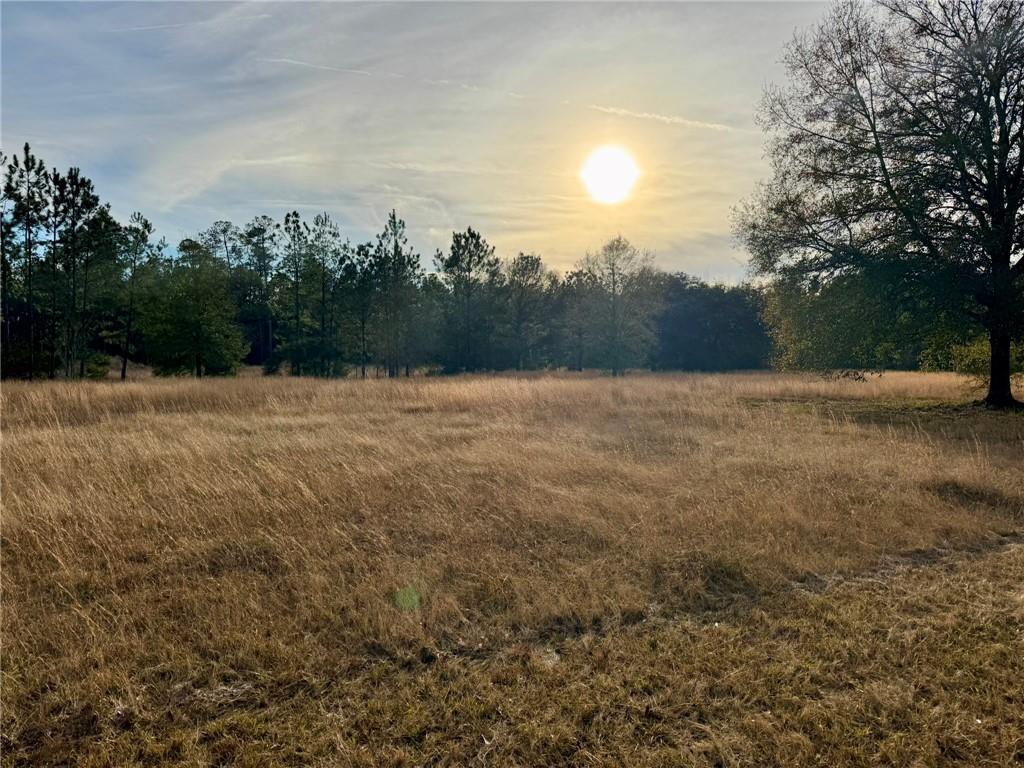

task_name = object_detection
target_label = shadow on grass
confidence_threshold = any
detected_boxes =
[924,479,1023,519]
[770,398,1024,451]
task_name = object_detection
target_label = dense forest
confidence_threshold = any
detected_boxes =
[0,144,772,380]
[1,142,1018,383]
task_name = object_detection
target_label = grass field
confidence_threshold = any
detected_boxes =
[2,372,1023,766]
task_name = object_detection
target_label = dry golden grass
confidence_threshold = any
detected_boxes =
[2,372,1022,766]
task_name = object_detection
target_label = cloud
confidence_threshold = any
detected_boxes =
[258,53,737,142]
[3,0,825,272]
[364,160,524,177]
[238,154,319,168]
[257,55,738,138]
[111,14,272,33]
[261,58,502,100]
[589,105,737,132]
[257,57,372,77]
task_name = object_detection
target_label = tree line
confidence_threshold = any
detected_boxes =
[1,143,771,380]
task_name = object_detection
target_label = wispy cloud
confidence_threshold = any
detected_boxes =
[238,154,319,168]
[590,105,736,132]
[365,160,524,177]
[261,57,522,102]
[111,14,272,33]
[257,57,372,77]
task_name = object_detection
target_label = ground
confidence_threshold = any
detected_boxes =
[2,372,1022,766]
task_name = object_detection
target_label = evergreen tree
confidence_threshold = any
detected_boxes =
[140,239,248,376]
[0,150,12,375]
[654,275,771,371]
[279,211,310,375]
[3,144,47,378]
[240,215,279,366]
[372,211,421,377]
[308,213,347,376]
[201,220,241,270]
[435,227,500,371]
[503,252,548,370]
[75,205,124,377]
[58,168,101,377]
[350,242,376,378]
[119,213,155,379]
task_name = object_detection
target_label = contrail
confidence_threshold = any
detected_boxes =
[590,104,735,132]
[258,58,372,77]
[112,14,272,33]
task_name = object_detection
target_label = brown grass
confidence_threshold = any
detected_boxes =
[2,372,1022,766]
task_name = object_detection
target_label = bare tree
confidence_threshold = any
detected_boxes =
[579,236,655,376]
[737,0,1024,406]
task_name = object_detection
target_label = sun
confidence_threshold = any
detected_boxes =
[580,145,639,204]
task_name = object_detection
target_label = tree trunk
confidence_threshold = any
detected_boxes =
[985,328,1017,407]
[292,272,300,376]
[260,313,268,364]
[26,229,34,380]
[78,250,90,379]
[49,243,58,378]
[66,234,77,377]
[320,262,327,377]
[1,225,8,378]
[360,317,367,379]
[121,306,133,381]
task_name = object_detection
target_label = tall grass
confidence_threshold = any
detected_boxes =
[2,372,1021,765]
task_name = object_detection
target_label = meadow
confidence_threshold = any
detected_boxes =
[2,372,1022,766]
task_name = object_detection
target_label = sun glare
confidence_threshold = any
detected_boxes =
[580,145,639,204]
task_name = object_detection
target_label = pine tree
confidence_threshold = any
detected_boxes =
[372,211,421,377]
[120,213,154,379]
[351,242,376,378]
[240,215,279,366]
[280,211,310,375]
[3,144,48,378]
[58,168,100,377]
[435,227,500,371]
[0,149,13,376]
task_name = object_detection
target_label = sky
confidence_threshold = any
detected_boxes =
[1,1,826,281]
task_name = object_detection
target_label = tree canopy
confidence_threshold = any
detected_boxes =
[737,0,1024,406]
